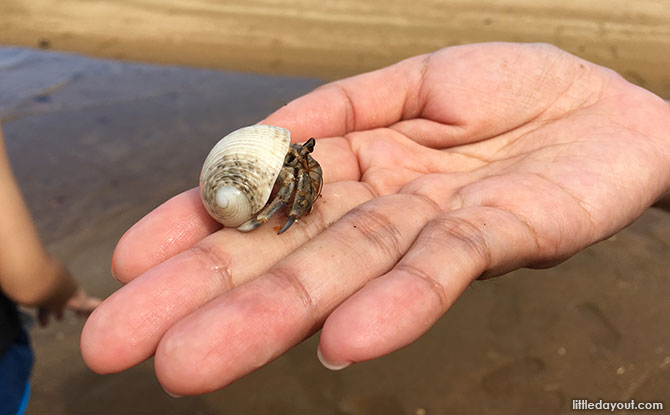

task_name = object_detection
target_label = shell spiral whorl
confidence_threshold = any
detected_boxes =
[199,125,290,227]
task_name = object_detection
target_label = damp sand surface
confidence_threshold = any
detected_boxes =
[1,47,670,414]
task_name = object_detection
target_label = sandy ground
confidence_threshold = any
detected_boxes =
[1,0,670,98]
[1,46,669,414]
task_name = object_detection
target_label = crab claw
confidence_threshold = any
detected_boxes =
[278,216,297,234]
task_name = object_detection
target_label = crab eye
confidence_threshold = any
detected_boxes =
[305,137,316,152]
[286,153,296,163]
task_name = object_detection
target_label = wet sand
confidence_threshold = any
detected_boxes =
[1,46,670,414]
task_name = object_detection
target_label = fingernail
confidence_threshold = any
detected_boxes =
[317,346,351,371]
[162,386,182,398]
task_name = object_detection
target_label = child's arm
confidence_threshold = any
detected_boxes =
[0,126,98,324]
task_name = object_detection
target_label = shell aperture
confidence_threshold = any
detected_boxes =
[199,125,290,227]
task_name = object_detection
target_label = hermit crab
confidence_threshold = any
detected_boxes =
[199,125,323,233]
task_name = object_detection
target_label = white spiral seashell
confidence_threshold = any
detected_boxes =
[199,125,290,227]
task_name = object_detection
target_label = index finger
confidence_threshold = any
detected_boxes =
[262,54,429,141]
[264,43,605,150]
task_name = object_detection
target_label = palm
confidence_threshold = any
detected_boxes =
[340,53,664,265]
[81,43,670,395]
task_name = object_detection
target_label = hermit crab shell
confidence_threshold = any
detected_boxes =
[199,125,290,227]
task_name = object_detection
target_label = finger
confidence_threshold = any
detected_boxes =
[262,54,430,141]
[317,166,604,366]
[111,188,219,282]
[152,193,444,395]
[112,137,359,283]
[84,296,103,310]
[67,295,103,314]
[265,44,599,148]
[81,181,374,374]
[317,206,540,368]
[38,308,49,327]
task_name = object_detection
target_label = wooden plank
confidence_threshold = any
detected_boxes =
[1,0,669,97]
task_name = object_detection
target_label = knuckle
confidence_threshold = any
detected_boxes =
[343,203,405,260]
[428,215,492,271]
[332,82,357,132]
[189,243,235,290]
[406,191,444,215]
[395,263,451,311]
[265,264,316,317]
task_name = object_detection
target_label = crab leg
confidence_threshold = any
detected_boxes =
[279,169,317,234]
[237,168,295,232]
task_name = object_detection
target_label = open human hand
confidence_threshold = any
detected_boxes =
[81,43,670,395]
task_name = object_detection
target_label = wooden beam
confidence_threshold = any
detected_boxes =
[1,0,669,97]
